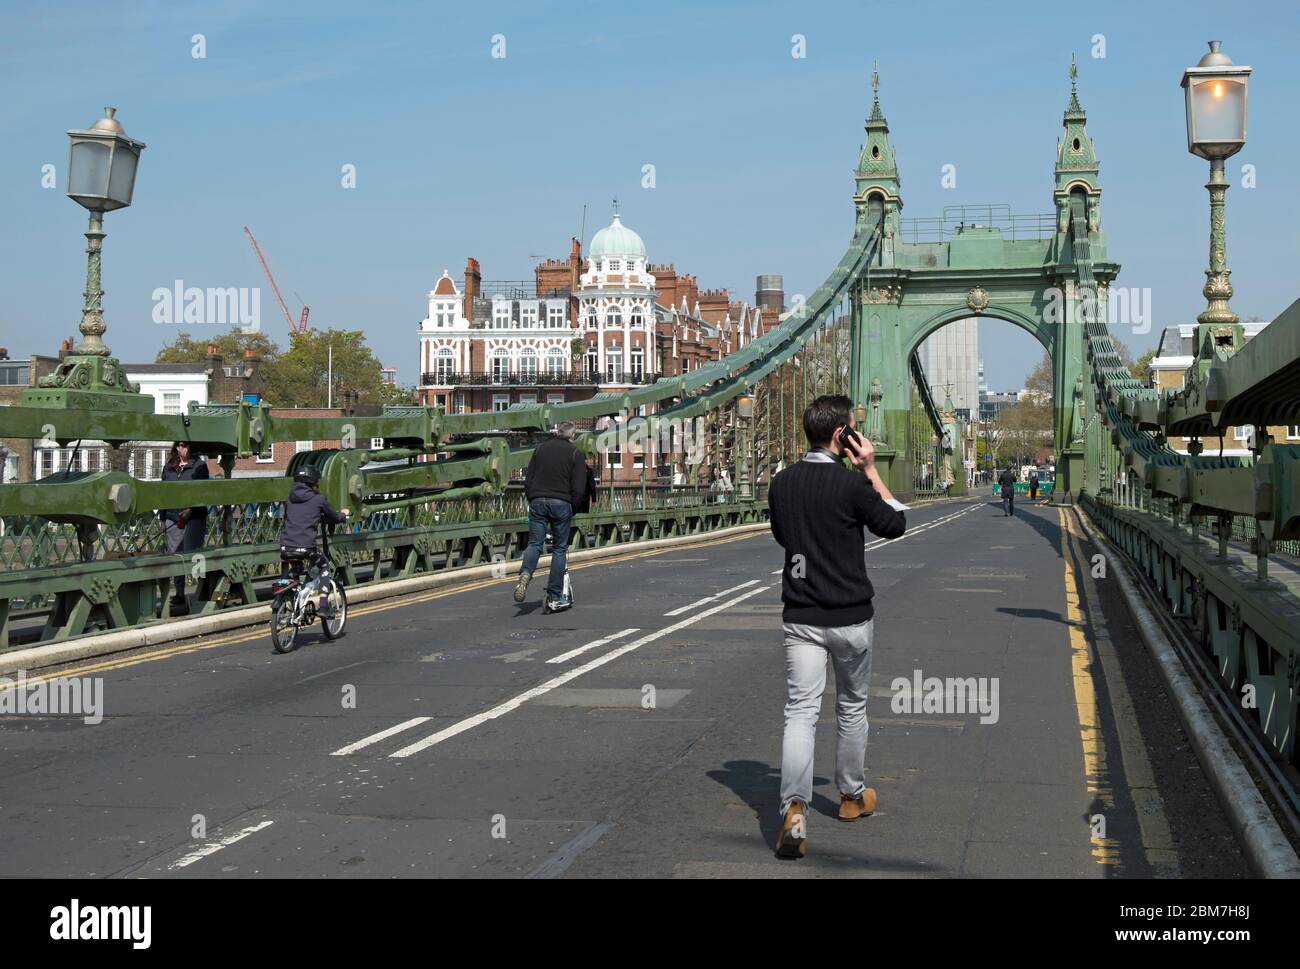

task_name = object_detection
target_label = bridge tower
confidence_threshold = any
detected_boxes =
[1051,55,1104,494]
[846,58,1115,499]
[847,66,910,491]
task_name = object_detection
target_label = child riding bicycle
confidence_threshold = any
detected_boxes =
[280,464,351,574]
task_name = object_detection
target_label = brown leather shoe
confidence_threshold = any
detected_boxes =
[838,788,877,821]
[775,801,807,858]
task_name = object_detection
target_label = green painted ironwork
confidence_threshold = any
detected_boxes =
[846,68,1110,497]
[10,58,1297,761]
[1070,185,1300,766]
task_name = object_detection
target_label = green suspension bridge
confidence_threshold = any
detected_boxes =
[2,62,1299,879]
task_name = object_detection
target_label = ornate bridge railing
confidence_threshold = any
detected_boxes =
[0,217,887,651]
[1073,192,1300,765]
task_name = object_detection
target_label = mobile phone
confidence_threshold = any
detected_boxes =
[837,425,862,449]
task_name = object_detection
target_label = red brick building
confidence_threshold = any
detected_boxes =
[416,207,782,483]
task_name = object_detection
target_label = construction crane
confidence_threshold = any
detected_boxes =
[292,291,310,331]
[243,225,310,334]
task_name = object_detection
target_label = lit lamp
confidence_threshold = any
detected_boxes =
[1181,42,1250,328]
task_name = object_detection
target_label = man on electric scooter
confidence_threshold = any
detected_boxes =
[514,421,589,613]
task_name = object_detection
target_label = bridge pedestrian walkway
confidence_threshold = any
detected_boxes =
[0,497,1247,878]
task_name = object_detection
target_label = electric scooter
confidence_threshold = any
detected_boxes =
[542,570,574,614]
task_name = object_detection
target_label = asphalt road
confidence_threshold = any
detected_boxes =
[0,494,1248,878]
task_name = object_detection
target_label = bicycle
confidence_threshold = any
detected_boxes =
[270,525,348,653]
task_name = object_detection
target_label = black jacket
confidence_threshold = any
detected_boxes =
[280,481,347,549]
[768,457,906,626]
[999,470,1018,495]
[524,437,588,508]
[160,456,210,524]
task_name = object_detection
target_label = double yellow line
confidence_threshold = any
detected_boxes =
[1058,507,1119,867]
[7,531,761,689]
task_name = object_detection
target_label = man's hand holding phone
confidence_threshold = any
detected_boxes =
[838,425,874,471]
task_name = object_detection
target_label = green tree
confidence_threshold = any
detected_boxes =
[996,398,1052,466]
[1130,348,1156,383]
[156,326,411,407]
[1025,353,1053,403]
[154,327,281,366]
[273,328,410,407]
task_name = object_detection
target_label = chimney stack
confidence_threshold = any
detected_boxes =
[756,274,785,314]
[464,257,482,322]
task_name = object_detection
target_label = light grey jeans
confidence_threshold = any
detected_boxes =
[779,618,874,817]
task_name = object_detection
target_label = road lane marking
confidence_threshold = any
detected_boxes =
[546,628,640,664]
[4,533,764,689]
[167,819,274,870]
[295,660,369,685]
[1057,506,1118,867]
[865,505,976,549]
[330,716,433,756]
[387,583,774,758]
[1061,508,1179,874]
[766,504,977,573]
[663,579,760,616]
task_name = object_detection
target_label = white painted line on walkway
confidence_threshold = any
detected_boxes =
[168,820,275,870]
[771,504,976,574]
[389,583,774,758]
[546,627,640,664]
[330,716,432,756]
[663,579,760,616]
[865,504,976,550]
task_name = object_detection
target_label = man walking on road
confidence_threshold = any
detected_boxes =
[999,467,1017,517]
[515,421,588,612]
[767,395,908,859]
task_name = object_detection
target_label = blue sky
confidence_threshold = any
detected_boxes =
[2,0,1297,390]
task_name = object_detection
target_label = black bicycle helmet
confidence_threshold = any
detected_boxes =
[294,465,321,486]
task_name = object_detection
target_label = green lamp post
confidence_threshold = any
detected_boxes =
[1181,42,1251,335]
[31,107,150,410]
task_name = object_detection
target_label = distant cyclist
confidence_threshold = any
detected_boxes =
[280,465,351,570]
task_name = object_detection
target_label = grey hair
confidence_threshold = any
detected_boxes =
[555,421,577,441]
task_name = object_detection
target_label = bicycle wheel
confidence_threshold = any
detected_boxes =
[320,580,347,640]
[271,595,300,653]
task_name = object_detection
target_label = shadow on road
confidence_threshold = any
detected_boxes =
[995,606,1071,626]
[707,759,840,847]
